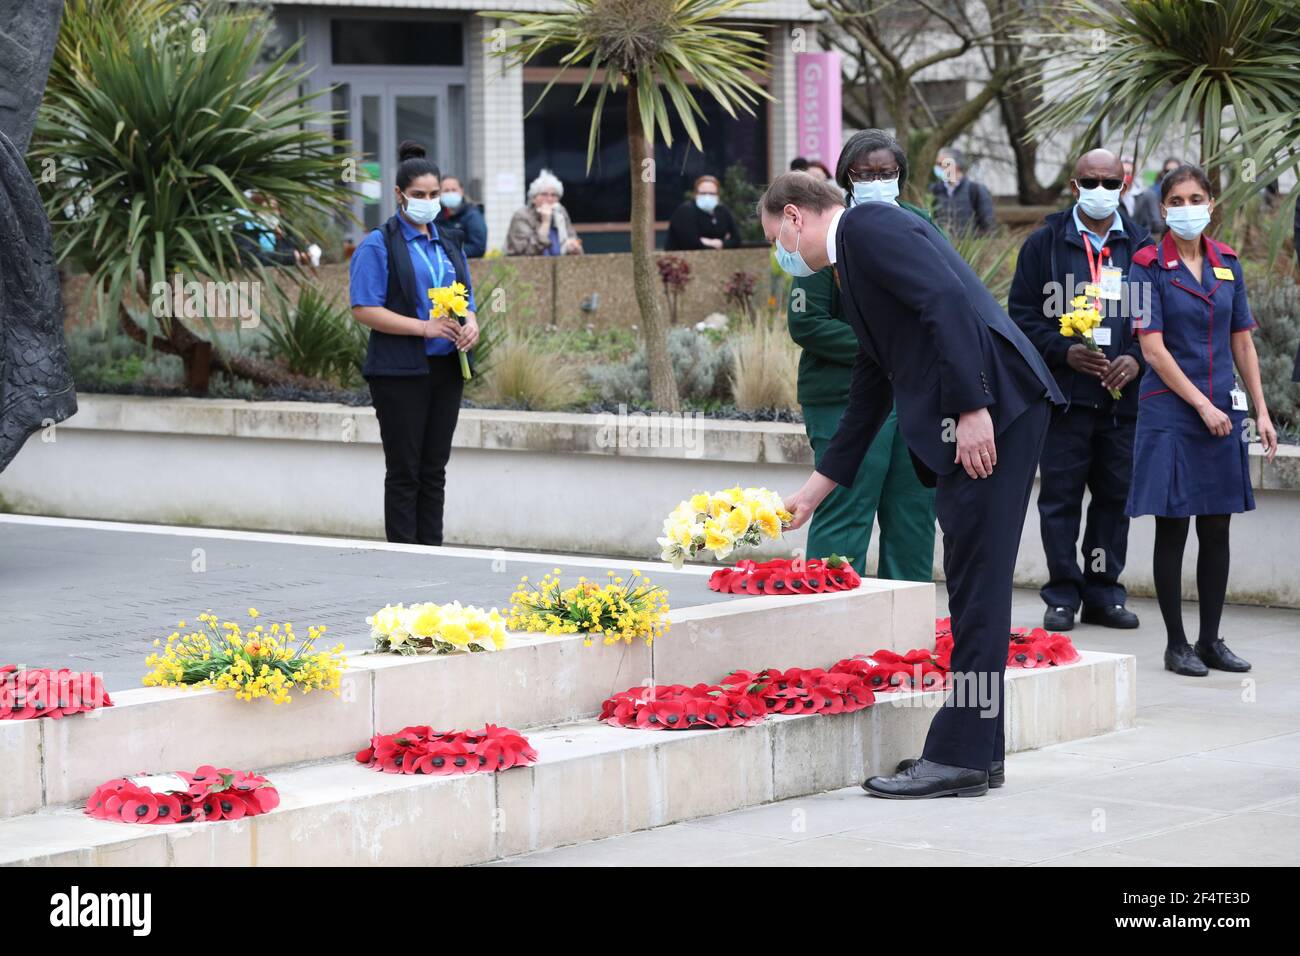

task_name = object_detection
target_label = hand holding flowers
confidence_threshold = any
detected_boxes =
[1059,294,1122,399]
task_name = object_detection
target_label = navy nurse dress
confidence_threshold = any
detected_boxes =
[1126,233,1256,518]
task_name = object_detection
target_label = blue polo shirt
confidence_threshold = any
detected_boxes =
[1072,203,1125,252]
[349,216,476,356]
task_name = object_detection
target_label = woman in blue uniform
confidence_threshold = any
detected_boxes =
[350,140,478,546]
[1128,164,1278,677]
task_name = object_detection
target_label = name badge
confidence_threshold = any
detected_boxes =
[1084,283,1101,299]
[1230,388,1248,411]
[1092,326,1113,346]
[1214,266,1234,281]
[1099,266,1124,300]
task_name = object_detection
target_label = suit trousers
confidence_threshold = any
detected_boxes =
[1037,406,1135,611]
[367,353,464,546]
[921,399,1050,771]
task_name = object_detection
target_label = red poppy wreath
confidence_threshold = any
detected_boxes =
[2,665,113,720]
[707,557,861,596]
[86,766,279,824]
[357,724,538,775]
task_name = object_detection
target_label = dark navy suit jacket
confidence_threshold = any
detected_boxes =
[819,202,1064,489]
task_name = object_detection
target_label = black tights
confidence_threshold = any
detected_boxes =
[1152,515,1232,650]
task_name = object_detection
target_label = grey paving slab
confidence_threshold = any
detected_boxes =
[1052,755,1300,814]
[692,834,1022,867]
[0,522,739,690]
[1051,811,1300,867]
[488,823,786,867]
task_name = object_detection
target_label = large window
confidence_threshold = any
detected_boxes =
[331,19,463,67]
[523,84,768,229]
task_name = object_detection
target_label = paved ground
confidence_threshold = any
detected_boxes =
[494,590,1300,867]
[0,518,738,689]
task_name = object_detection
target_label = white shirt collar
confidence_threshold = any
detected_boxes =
[826,207,844,265]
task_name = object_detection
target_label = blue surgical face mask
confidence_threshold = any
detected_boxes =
[439,191,463,211]
[695,194,719,213]
[852,178,900,206]
[773,217,815,277]
[402,194,438,225]
[933,164,947,181]
[1164,203,1211,240]
[1076,184,1121,219]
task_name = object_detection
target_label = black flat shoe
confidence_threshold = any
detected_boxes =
[863,758,989,799]
[1081,604,1140,628]
[897,757,1004,788]
[1195,638,1252,672]
[1044,606,1075,631]
[1165,644,1209,677]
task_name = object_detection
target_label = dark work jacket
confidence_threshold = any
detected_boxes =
[820,202,1063,489]
[362,215,473,378]
[1008,207,1153,418]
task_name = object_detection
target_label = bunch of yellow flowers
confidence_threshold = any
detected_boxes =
[508,569,670,647]
[1059,294,1121,398]
[658,486,792,569]
[367,601,507,656]
[142,609,346,705]
[427,281,472,381]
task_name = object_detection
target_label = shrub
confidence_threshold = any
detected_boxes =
[587,327,730,405]
[260,287,364,385]
[730,316,799,413]
[473,326,582,410]
[1249,277,1300,434]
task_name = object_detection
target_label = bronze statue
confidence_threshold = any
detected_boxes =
[0,0,76,472]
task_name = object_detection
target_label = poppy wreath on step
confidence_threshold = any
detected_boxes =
[1,665,113,720]
[707,558,861,596]
[832,649,948,693]
[356,724,538,775]
[719,667,876,716]
[85,766,278,824]
[1008,628,1082,668]
[600,684,767,730]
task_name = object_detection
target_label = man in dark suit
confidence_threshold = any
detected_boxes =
[763,172,1063,798]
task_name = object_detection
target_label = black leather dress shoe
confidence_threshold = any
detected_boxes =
[863,758,989,799]
[1044,606,1075,631]
[1081,604,1140,628]
[897,757,1004,788]
[1165,643,1209,677]
[1195,638,1252,672]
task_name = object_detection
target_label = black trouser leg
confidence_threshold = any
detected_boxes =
[368,373,430,544]
[415,354,464,546]
[1037,407,1091,611]
[1194,514,1232,647]
[1153,516,1191,649]
[1080,414,1134,609]
[924,401,1050,770]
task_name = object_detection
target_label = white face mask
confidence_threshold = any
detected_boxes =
[402,194,438,224]
[439,191,463,211]
[852,179,899,206]
[1164,203,1212,240]
[1075,184,1121,219]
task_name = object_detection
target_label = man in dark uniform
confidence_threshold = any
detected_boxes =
[763,173,1063,799]
[1009,148,1154,632]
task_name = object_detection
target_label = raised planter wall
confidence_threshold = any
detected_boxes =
[3,395,1299,607]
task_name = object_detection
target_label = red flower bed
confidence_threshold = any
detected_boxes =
[85,766,278,824]
[1,665,112,720]
[707,558,861,595]
[600,620,1080,730]
[356,724,538,775]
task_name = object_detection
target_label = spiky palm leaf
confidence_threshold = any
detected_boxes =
[1028,0,1300,173]
[482,0,771,169]
[29,1,355,341]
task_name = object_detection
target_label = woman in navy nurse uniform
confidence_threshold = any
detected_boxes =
[350,140,479,546]
[1127,164,1278,677]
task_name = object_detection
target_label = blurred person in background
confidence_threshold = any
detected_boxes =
[506,169,583,256]
[666,174,740,251]
[929,146,996,236]
[435,175,487,258]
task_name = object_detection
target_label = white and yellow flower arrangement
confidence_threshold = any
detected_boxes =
[658,486,793,569]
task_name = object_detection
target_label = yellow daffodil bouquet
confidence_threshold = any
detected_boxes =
[658,486,793,569]
[143,609,346,704]
[1059,294,1121,399]
[427,281,472,380]
[508,569,670,647]
[368,601,507,656]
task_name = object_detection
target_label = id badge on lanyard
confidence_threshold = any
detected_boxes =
[1083,239,1119,346]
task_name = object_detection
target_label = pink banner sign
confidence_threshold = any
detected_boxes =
[796,51,842,168]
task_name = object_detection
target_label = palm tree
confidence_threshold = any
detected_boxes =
[482,0,770,412]
[31,0,356,392]
[1028,0,1300,238]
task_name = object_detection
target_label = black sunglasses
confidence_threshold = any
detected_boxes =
[1076,178,1124,190]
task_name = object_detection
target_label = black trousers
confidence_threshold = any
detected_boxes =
[1037,405,1135,611]
[367,353,464,545]
[922,399,1050,771]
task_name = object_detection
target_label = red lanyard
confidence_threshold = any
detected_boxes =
[1082,238,1111,314]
